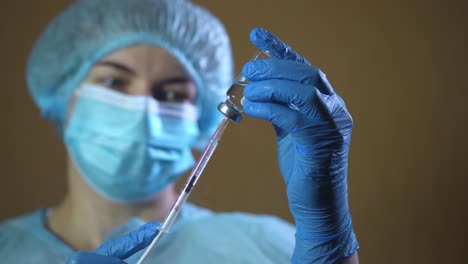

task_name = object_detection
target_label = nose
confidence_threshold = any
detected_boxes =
[126,80,153,96]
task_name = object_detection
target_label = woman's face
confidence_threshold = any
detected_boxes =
[83,45,196,103]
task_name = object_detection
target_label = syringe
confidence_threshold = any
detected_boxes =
[136,48,271,264]
[136,117,230,264]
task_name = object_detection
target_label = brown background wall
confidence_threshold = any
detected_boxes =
[2,0,467,263]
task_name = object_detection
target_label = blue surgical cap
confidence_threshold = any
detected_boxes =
[26,0,233,150]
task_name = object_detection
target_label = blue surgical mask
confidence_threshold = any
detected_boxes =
[64,83,199,203]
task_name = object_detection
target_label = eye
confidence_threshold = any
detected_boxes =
[152,81,195,103]
[98,76,128,91]
[153,88,190,103]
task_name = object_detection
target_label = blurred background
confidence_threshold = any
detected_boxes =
[2,0,467,263]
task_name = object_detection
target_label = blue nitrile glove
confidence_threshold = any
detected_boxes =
[243,28,359,263]
[66,221,159,264]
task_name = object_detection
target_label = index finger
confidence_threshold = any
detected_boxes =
[250,28,311,65]
[93,221,159,260]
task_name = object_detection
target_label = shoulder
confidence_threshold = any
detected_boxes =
[0,209,44,237]
[182,205,295,241]
[0,209,69,262]
[181,205,295,244]
[204,212,295,237]
[184,204,294,231]
[181,202,214,220]
[0,210,43,259]
[226,212,295,234]
[170,210,296,262]
[200,212,296,247]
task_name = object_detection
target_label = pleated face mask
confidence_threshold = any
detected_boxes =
[64,83,199,203]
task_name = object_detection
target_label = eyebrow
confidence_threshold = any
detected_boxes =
[94,61,136,75]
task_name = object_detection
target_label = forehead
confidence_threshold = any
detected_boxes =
[97,45,190,78]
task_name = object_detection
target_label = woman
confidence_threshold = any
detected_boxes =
[0,0,359,263]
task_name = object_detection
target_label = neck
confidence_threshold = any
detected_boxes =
[48,158,178,251]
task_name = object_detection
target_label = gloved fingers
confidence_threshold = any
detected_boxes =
[243,59,334,95]
[93,221,159,260]
[244,80,324,120]
[250,28,310,64]
[335,93,350,112]
[66,251,126,264]
[243,100,302,133]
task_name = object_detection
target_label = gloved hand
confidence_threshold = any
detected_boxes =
[242,28,359,263]
[66,221,159,264]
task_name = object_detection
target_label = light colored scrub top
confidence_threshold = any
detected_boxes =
[0,203,295,263]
